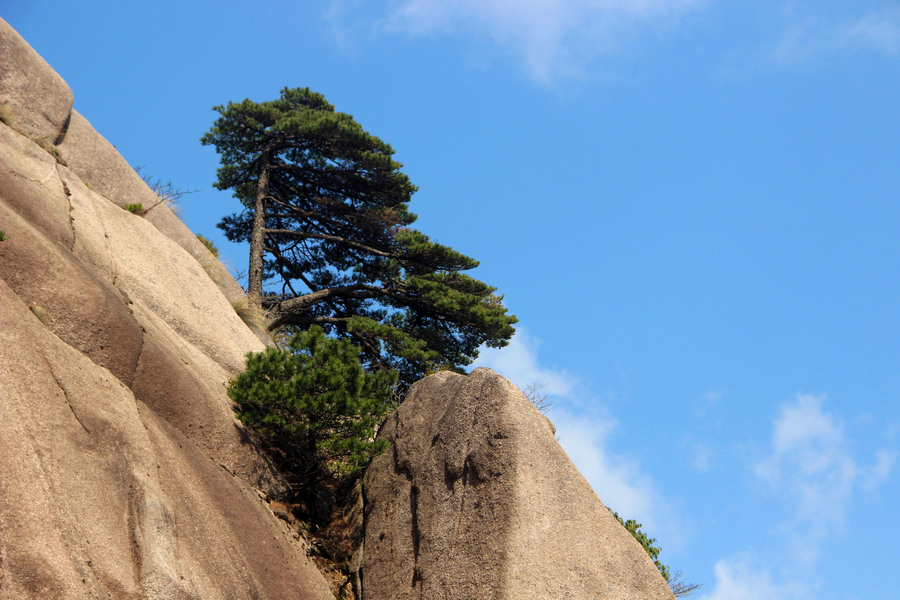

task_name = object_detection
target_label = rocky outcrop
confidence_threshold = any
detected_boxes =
[0,19,72,145]
[361,368,675,600]
[1,17,679,600]
[0,17,333,599]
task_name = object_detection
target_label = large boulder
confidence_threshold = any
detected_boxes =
[361,368,675,600]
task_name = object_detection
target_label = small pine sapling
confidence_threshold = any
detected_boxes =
[228,325,395,517]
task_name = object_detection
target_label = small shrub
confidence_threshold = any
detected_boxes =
[134,165,198,215]
[609,509,669,581]
[48,145,67,166]
[0,104,14,127]
[196,233,219,257]
[228,326,395,517]
[609,509,701,597]
[231,297,268,332]
[124,203,144,215]
[523,381,554,414]
[29,305,51,326]
[0,230,7,242]
[34,136,67,166]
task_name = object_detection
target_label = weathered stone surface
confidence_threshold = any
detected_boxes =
[0,17,73,144]
[60,165,263,375]
[55,109,254,311]
[0,279,333,600]
[0,123,73,248]
[0,191,145,386]
[0,22,334,598]
[362,368,675,600]
[143,203,251,306]
[55,108,159,210]
[129,301,283,492]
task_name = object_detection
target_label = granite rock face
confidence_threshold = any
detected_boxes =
[361,368,676,600]
[0,18,72,144]
[1,16,680,600]
[0,17,333,599]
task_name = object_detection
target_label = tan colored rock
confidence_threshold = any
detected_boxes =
[0,17,73,145]
[55,108,159,210]
[55,109,254,311]
[143,201,251,307]
[60,165,264,375]
[0,130,277,489]
[0,193,145,386]
[128,300,284,492]
[0,20,335,597]
[0,279,334,600]
[362,368,676,600]
[0,122,72,248]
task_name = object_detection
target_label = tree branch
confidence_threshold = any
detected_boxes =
[276,284,387,314]
[264,229,396,258]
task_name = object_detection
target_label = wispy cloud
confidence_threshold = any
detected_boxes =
[700,394,895,599]
[693,389,724,418]
[773,6,900,65]
[472,328,577,398]
[841,8,900,55]
[473,329,675,544]
[698,555,809,600]
[754,394,894,551]
[380,0,707,84]
[552,407,674,537]
[686,439,715,471]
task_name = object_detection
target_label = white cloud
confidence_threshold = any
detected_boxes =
[841,7,900,56]
[473,328,673,541]
[756,395,889,527]
[552,407,670,534]
[698,556,809,600]
[693,389,724,418]
[772,20,826,65]
[381,0,707,83]
[697,395,895,600]
[864,448,896,491]
[754,394,894,564]
[688,439,714,471]
[472,328,577,398]
[773,7,900,65]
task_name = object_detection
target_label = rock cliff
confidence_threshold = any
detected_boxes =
[0,17,333,599]
[361,368,676,600]
[2,17,676,600]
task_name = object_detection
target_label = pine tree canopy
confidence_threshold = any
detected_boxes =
[201,87,517,386]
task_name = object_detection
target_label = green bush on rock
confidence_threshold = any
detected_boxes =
[196,233,219,257]
[228,326,394,513]
[609,508,701,597]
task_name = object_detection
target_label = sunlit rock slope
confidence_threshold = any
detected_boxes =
[0,17,334,600]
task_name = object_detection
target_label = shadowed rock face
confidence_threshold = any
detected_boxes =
[361,368,676,600]
[0,17,334,600]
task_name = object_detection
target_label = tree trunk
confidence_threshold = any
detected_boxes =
[247,148,271,303]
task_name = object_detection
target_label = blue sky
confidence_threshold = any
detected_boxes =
[5,1,899,597]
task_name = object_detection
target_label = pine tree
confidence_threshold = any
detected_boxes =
[228,326,394,502]
[202,87,516,386]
